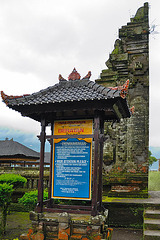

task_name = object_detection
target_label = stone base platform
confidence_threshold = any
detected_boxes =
[103,173,148,198]
[20,210,111,240]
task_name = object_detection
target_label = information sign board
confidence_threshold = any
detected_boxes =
[52,119,93,200]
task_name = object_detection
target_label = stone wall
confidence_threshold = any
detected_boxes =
[96,3,149,197]
[21,211,110,240]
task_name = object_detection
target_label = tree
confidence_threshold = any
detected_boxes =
[149,150,157,166]
[0,174,27,236]
[0,183,13,235]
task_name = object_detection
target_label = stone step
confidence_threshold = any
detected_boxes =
[146,205,160,211]
[144,230,160,240]
[144,210,160,219]
[144,219,160,230]
[108,190,148,198]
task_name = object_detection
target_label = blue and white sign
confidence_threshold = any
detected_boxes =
[52,138,92,200]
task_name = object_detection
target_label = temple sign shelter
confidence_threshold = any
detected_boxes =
[1,68,130,216]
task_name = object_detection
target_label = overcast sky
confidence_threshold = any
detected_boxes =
[0,0,159,148]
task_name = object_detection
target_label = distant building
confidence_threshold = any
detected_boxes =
[0,138,39,167]
[0,139,50,191]
[0,138,50,167]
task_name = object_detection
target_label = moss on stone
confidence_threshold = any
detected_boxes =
[111,47,119,55]
[131,6,145,23]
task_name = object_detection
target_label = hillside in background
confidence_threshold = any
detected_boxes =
[149,146,160,170]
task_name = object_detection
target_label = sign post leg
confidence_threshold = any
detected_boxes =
[48,122,54,208]
[91,116,100,216]
[37,118,46,213]
[98,118,104,212]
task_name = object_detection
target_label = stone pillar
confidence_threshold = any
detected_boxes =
[96,3,149,198]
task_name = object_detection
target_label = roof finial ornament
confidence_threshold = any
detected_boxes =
[68,68,81,81]
[82,71,92,80]
[1,91,29,105]
[108,79,129,99]
[59,74,67,83]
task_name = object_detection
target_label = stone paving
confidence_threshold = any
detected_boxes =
[112,228,143,240]
[105,191,160,204]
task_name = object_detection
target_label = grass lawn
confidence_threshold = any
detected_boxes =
[148,171,160,191]
[0,212,31,240]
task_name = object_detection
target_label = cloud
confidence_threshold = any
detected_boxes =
[0,0,160,147]
[0,126,51,152]
[0,0,148,81]
[0,127,39,151]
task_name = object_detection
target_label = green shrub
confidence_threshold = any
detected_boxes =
[18,190,48,210]
[0,174,27,189]
[1,239,19,240]
[2,239,19,240]
[0,183,13,207]
[0,183,13,235]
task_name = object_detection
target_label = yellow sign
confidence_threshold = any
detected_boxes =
[54,119,93,135]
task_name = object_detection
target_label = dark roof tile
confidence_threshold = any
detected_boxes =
[1,79,128,107]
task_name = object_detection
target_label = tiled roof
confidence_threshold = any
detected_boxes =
[1,79,128,107]
[0,138,39,159]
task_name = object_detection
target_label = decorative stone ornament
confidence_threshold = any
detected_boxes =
[68,68,81,81]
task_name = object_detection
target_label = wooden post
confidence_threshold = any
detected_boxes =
[48,122,54,207]
[91,115,100,216]
[37,118,46,213]
[98,118,104,212]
